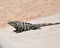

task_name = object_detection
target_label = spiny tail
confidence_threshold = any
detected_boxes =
[36,22,60,27]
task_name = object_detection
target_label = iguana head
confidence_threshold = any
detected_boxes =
[8,21,18,28]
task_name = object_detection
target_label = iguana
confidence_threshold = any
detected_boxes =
[8,21,60,33]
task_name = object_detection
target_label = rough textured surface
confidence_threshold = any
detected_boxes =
[0,0,60,28]
[0,14,60,48]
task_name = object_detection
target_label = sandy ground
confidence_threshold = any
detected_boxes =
[0,14,60,48]
[0,0,60,28]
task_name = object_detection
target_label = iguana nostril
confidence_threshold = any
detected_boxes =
[8,22,9,24]
[8,22,11,24]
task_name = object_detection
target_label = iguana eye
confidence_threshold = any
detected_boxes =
[10,23,14,26]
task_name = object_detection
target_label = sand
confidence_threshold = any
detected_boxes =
[0,0,60,28]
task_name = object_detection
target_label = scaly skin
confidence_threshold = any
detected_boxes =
[8,21,60,33]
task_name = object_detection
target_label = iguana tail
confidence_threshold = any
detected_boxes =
[36,22,60,27]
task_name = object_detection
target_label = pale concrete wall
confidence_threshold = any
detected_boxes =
[0,14,60,48]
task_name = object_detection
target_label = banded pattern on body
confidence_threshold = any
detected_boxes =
[8,21,34,32]
[16,22,33,31]
[8,21,60,33]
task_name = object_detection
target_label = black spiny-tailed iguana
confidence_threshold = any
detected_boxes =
[8,21,60,33]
